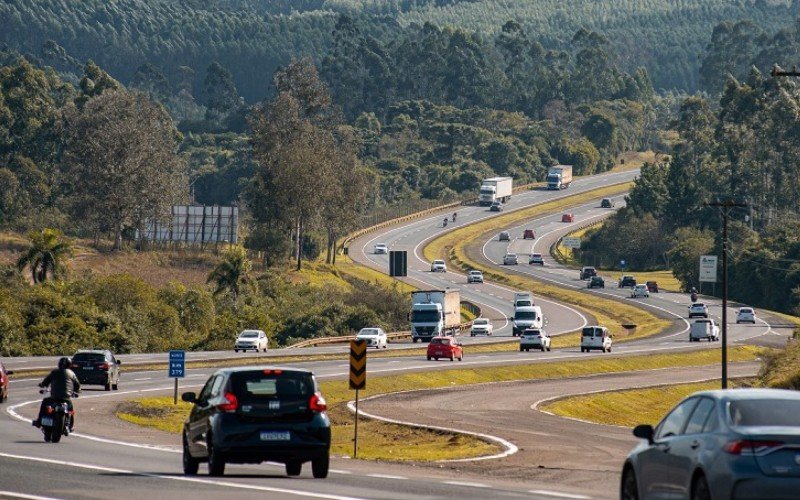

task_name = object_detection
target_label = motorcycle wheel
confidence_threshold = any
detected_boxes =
[43,428,51,442]
[50,414,64,443]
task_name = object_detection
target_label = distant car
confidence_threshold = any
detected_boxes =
[520,328,551,352]
[356,327,388,349]
[646,281,659,293]
[235,330,269,353]
[588,276,605,288]
[71,350,121,391]
[503,253,519,265]
[182,367,331,478]
[631,284,650,298]
[523,229,536,239]
[0,359,13,402]
[618,275,636,288]
[373,243,388,254]
[470,318,493,337]
[690,319,720,342]
[431,259,447,272]
[580,266,597,280]
[580,326,612,353]
[621,388,800,500]
[561,213,574,223]
[490,201,504,212]
[736,307,756,324]
[467,270,484,283]
[499,231,510,241]
[688,303,709,318]
[601,198,615,208]
[529,253,545,265]
[427,336,463,361]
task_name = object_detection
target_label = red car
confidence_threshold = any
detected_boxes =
[646,281,659,293]
[523,229,536,239]
[426,336,463,361]
[0,360,14,402]
[561,213,575,223]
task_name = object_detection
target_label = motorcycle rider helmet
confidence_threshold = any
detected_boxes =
[58,357,72,370]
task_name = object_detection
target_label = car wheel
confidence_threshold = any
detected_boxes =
[691,474,711,500]
[234,349,238,353]
[547,346,551,352]
[112,378,119,391]
[607,346,611,352]
[540,346,545,352]
[450,355,454,362]
[286,461,302,477]
[519,346,524,352]
[412,338,418,344]
[427,356,431,361]
[312,454,329,479]
[207,437,225,476]
[458,354,463,361]
[183,435,199,475]
[104,379,112,391]
[434,357,439,361]
[620,466,639,500]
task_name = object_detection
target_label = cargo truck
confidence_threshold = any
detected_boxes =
[410,289,461,342]
[547,165,573,190]
[479,177,513,206]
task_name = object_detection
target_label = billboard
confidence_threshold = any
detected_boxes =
[699,255,718,283]
[562,237,581,249]
[142,205,238,244]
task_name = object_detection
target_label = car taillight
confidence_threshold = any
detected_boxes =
[217,392,238,413]
[263,369,282,375]
[724,440,784,455]
[71,363,79,369]
[309,392,327,412]
[99,362,110,370]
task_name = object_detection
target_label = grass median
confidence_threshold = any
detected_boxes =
[423,182,671,343]
[116,345,759,461]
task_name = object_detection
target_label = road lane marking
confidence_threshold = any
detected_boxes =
[367,474,408,480]
[133,377,152,381]
[0,492,61,500]
[444,481,489,488]
[528,490,591,499]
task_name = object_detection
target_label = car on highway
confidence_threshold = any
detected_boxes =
[690,319,720,342]
[621,388,800,500]
[490,201,504,212]
[523,229,536,239]
[182,367,331,478]
[356,327,388,349]
[520,328,551,352]
[511,305,544,336]
[426,336,463,361]
[580,326,612,353]
[430,259,447,272]
[580,266,597,280]
[561,213,574,223]
[646,280,659,293]
[688,302,709,318]
[234,330,269,352]
[529,253,545,265]
[373,243,388,254]
[499,231,510,241]
[467,270,484,283]
[0,359,13,402]
[71,349,121,391]
[470,318,493,336]
[630,284,650,298]
[618,275,637,288]
[503,253,519,265]
[588,276,605,288]
[601,198,615,208]
[736,307,757,324]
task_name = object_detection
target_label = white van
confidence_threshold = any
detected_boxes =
[690,319,720,342]
[511,305,543,336]
[581,326,612,353]
[514,292,534,308]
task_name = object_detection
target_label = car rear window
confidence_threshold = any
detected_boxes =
[729,399,800,427]
[582,327,598,336]
[73,353,105,362]
[430,338,450,345]
[230,371,314,402]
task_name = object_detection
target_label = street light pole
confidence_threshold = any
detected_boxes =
[706,201,747,389]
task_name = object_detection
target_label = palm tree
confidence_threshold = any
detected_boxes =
[207,245,252,300]
[16,229,74,283]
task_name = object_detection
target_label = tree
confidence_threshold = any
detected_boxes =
[204,61,239,119]
[207,245,252,300]
[131,63,170,101]
[61,89,186,249]
[76,60,121,108]
[16,228,72,283]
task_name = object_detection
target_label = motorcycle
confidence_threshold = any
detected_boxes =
[443,218,448,227]
[38,389,77,443]
[690,292,698,303]
[452,213,457,222]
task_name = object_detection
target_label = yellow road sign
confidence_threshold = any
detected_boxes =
[349,339,367,390]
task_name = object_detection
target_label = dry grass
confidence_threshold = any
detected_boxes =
[610,151,667,173]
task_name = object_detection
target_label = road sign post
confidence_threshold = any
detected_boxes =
[349,339,367,458]
[169,350,185,404]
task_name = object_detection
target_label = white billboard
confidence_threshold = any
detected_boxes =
[142,205,238,244]
[699,255,718,283]
[562,237,581,249]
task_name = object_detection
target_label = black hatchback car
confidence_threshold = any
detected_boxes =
[182,367,331,478]
[71,350,121,391]
[588,276,605,288]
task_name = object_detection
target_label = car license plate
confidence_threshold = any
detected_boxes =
[41,417,53,426]
[260,431,290,441]
[83,366,93,370]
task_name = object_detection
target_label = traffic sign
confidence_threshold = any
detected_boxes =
[620,259,626,269]
[699,255,718,283]
[562,237,581,249]
[169,350,185,378]
[349,339,367,390]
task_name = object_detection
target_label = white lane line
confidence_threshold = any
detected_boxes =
[0,452,364,500]
[330,469,352,475]
[0,492,62,500]
[367,474,408,480]
[528,490,591,499]
[443,480,490,488]
[133,377,152,381]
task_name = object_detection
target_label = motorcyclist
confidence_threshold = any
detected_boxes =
[443,217,448,227]
[452,212,457,222]
[33,357,80,431]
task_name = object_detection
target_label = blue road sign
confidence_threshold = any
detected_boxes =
[620,259,627,269]
[169,350,185,378]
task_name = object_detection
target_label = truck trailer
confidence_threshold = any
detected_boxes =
[479,177,513,206]
[410,289,461,342]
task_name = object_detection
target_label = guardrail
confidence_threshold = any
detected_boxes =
[550,220,604,265]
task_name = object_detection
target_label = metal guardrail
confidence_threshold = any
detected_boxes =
[550,220,604,264]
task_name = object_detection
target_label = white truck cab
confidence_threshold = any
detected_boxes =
[511,305,543,336]
[513,292,534,308]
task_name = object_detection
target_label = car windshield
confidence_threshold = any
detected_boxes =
[506,254,516,259]
[470,271,481,276]
[230,371,314,403]
[240,332,259,338]
[729,399,800,427]
[412,310,440,322]
[433,260,444,265]
[480,188,495,195]
[73,352,105,362]
[430,338,450,345]
[516,300,532,306]
[515,311,537,320]
[524,331,541,336]
[358,329,380,336]
[473,319,489,325]
[532,254,542,258]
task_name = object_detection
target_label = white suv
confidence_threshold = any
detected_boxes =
[688,303,709,318]
[631,284,649,298]
[373,243,388,254]
[467,270,484,283]
[520,328,551,352]
[431,260,447,272]
[356,327,388,348]
[470,318,493,336]
[736,307,756,324]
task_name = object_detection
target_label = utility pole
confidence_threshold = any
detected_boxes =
[705,201,747,389]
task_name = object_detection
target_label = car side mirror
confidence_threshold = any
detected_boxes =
[633,424,654,444]
[116,360,122,365]
[182,392,197,403]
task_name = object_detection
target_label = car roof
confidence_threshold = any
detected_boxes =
[214,366,313,376]
[692,302,707,306]
[691,388,800,402]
